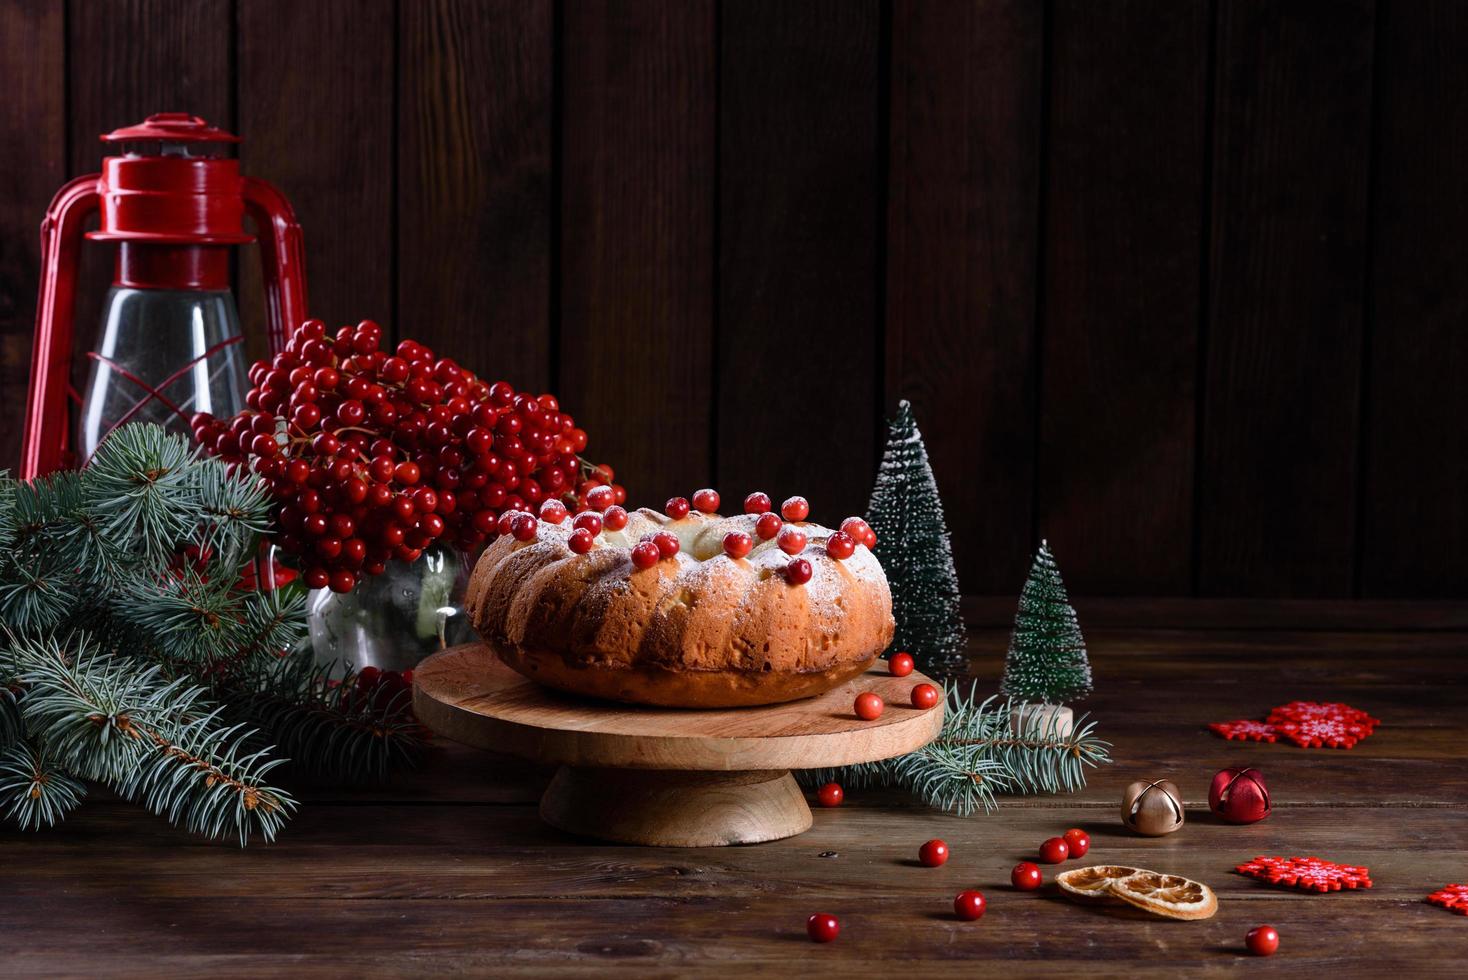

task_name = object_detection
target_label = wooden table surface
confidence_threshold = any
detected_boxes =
[4,600,1466,978]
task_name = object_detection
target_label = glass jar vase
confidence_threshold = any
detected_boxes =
[307,545,474,673]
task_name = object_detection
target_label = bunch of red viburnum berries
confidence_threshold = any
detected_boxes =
[194,318,622,593]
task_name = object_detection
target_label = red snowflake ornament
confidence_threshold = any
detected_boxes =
[1267,701,1380,733]
[1235,855,1373,893]
[1208,719,1279,743]
[1273,717,1364,749]
[1427,884,1468,916]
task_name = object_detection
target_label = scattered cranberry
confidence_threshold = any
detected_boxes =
[755,512,783,540]
[539,499,568,525]
[816,782,843,808]
[1011,862,1043,891]
[602,504,628,531]
[723,531,753,559]
[1038,837,1069,864]
[785,558,813,584]
[630,541,660,570]
[910,683,939,710]
[953,890,986,921]
[825,531,856,559]
[1062,828,1090,859]
[854,692,884,721]
[888,652,914,677]
[692,488,720,513]
[744,492,772,514]
[919,839,949,867]
[1245,925,1279,956]
[777,526,807,555]
[665,496,691,519]
[806,913,839,944]
[652,531,680,559]
[781,496,810,521]
[567,528,595,554]
[586,485,615,510]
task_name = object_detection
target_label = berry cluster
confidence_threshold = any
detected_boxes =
[193,319,621,593]
[666,490,876,584]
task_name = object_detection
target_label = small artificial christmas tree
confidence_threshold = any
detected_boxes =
[865,400,967,675]
[1001,540,1092,704]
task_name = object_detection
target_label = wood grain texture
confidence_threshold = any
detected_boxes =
[0,0,63,473]
[65,0,233,400]
[885,0,1042,594]
[559,0,716,502]
[414,645,942,771]
[1359,0,1468,597]
[1040,0,1209,594]
[237,0,394,342]
[718,0,881,523]
[2,606,1464,974]
[398,0,552,390]
[1198,0,1375,597]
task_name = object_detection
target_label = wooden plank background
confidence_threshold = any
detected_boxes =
[0,0,1461,599]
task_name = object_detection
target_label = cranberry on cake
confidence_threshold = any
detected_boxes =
[465,490,894,708]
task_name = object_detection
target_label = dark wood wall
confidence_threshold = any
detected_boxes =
[1,0,1464,598]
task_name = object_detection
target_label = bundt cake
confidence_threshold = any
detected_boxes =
[465,492,895,707]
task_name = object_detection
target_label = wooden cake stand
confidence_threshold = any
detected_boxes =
[413,644,944,847]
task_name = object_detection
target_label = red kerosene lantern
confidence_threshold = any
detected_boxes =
[22,112,307,478]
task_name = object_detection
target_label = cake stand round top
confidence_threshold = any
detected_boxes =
[413,643,944,772]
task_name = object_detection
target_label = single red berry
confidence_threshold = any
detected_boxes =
[510,513,538,542]
[394,461,421,486]
[910,683,940,710]
[806,913,839,944]
[586,485,615,510]
[539,499,569,525]
[854,691,884,721]
[743,492,772,514]
[781,496,810,521]
[631,541,660,570]
[602,504,628,531]
[839,517,872,545]
[755,512,783,540]
[665,496,690,519]
[777,526,807,555]
[652,530,680,559]
[825,531,856,559]
[889,652,914,677]
[692,488,720,513]
[1011,862,1043,891]
[919,839,949,867]
[1062,828,1090,859]
[723,531,754,559]
[496,511,516,537]
[573,511,603,536]
[785,558,813,584]
[304,567,330,590]
[1245,925,1279,957]
[329,570,356,594]
[816,782,843,808]
[953,890,986,921]
[1039,837,1069,864]
[568,528,595,554]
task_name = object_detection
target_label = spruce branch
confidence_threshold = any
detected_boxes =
[800,685,1111,815]
[81,423,199,561]
[0,738,87,831]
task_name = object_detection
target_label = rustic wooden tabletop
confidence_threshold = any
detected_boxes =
[4,600,1465,978]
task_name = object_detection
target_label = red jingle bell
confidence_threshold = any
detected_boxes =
[1209,766,1271,824]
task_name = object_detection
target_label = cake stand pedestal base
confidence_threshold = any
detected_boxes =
[413,643,943,847]
[540,766,811,846]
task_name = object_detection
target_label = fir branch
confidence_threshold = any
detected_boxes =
[114,570,250,665]
[0,738,87,831]
[81,424,199,561]
[191,457,273,572]
[800,686,1111,815]
[7,632,295,844]
[0,686,22,752]
[219,651,425,785]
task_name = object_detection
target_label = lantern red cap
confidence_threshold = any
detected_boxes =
[100,112,241,144]
[88,113,252,245]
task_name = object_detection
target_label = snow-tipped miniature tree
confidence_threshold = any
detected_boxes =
[1001,541,1092,704]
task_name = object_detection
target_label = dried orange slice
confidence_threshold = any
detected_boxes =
[1110,870,1218,920]
[1055,865,1140,903]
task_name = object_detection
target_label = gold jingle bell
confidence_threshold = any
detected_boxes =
[1122,778,1185,836]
